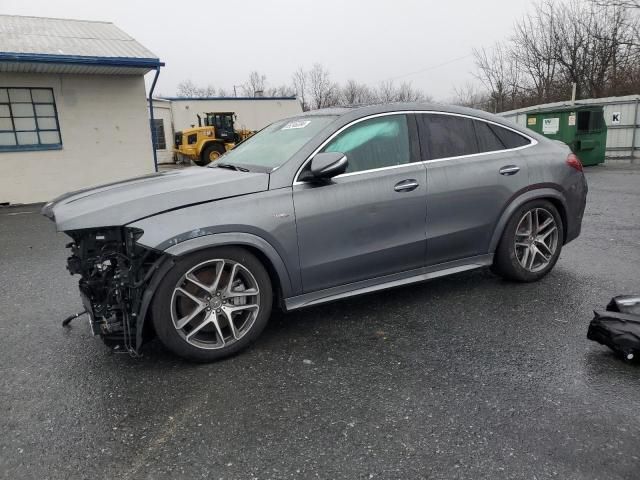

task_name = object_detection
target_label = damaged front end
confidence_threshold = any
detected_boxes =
[64,227,170,355]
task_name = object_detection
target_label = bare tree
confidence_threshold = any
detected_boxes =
[452,82,491,109]
[463,0,640,111]
[591,0,640,8]
[177,66,434,108]
[472,42,520,112]
[396,81,429,102]
[265,85,296,97]
[376,80,397,103]
[292,67,309,111]
[552,0,639,98]
[512,0,559,103]
[308,63,339,109]
[176,79,217,97]
[341,80,375,105]
[241,71,267,97]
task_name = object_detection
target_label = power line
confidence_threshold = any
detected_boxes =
[382,53,474,83]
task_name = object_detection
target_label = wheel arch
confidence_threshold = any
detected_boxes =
[489,187,568,253]
[135,233,293,351]
[163,232,294,302]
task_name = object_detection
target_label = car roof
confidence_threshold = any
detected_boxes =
[293,102,539,139]
[310,102,501,121]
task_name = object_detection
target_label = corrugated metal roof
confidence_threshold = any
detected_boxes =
[499,95,640,117]
[0,15,158,59]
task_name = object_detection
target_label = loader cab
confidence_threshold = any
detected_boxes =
[204,112,236,142]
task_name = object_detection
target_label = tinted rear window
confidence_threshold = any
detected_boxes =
[488,123,530,149]
[418,114,478,160]
[474,120,505,152]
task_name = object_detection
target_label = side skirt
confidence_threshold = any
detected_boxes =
[284,254,493,311]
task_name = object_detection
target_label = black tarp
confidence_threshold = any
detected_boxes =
[588,296,640,360]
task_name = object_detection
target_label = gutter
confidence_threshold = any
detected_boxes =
[0,51,164,69]
[148,66,161,172]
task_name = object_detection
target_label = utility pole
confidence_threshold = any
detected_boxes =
[571,83,577,105]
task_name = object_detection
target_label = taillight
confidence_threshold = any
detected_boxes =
[566,153,583,172]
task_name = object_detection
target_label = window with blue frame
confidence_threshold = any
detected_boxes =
[0,88,62,151]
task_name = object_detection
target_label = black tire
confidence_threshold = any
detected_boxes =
[152,247,273,362]
[492,199,564,282]
[195,143,225,167]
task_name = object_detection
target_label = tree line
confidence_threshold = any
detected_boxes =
[460,0,640,112]
[176,63,431,111]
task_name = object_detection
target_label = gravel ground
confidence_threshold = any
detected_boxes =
[1,164,639,480]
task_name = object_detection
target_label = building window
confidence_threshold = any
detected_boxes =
[0,88,62,151]
[150,118,166,150]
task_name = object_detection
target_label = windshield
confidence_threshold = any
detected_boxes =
[212,116,337,170]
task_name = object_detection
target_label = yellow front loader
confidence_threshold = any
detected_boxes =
[173,112,254,166]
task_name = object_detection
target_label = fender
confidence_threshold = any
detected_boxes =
[163,232,295,299]
[135,255,175,352]
[488,186,568,253]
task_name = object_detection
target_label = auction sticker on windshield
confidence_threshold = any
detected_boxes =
[282,120,311,130]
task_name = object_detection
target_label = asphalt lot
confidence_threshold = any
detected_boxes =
[1,164,639,480]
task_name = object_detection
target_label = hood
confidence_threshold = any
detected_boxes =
[42,167,269,231]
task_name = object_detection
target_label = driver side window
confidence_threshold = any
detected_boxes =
[321,115,410,174]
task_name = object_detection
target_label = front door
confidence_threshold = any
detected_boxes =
[293,113,427,293]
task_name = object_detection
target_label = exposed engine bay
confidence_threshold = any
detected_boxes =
[64,227,165,355]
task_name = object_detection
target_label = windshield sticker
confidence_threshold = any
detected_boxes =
[282,120,311,130]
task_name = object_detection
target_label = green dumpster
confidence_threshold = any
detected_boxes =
[525,106,607,166]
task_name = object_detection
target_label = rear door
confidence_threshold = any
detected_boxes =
[293,113,427,293]
[416,113,533,266]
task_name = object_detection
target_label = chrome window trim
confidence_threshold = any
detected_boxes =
[292,110,537,185]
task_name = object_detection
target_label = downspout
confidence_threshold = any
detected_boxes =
[148,66,161,172]
[631,97,639,164]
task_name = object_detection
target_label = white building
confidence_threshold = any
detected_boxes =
[0,15,162,204]
[150,96,303,164]
[165,96,302,133]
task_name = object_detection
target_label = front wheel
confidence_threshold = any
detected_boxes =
[195,143,225,167]
[151,247,273,361]
[492,200,564,282]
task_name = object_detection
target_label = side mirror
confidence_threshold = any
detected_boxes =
[309,152,348,180]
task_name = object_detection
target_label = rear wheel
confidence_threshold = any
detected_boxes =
[492,200,564,282]
[152,247,272,361]
[195,143,225,166]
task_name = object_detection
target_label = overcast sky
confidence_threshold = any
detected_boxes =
[4,0,536,100]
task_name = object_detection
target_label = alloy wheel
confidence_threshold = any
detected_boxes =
[170,259,260,350]
[514,207,559,273]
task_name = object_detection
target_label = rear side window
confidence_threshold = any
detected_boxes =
[474,120,505,152]
[418,114,478,160]
[488,123,530,149]
[474,120,531,152]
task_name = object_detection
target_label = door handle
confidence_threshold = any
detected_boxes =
[394,179,420,192]
[499,165,520,176]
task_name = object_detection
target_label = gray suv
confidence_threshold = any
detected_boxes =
[43,103,587,361]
